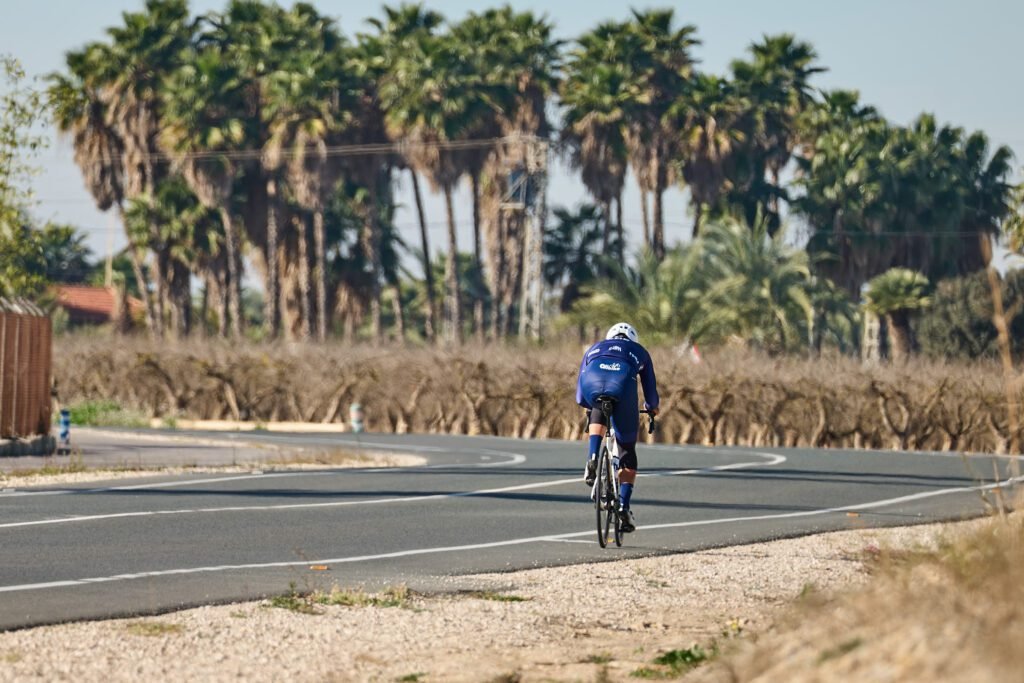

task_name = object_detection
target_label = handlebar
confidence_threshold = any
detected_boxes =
[640,409,658,435]
[585,403,658,435]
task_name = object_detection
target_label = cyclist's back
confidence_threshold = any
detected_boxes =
[576,338,658,440]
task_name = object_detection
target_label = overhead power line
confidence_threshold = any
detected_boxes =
[57,135,545,167]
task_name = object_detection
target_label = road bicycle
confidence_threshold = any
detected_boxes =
[590,397,656,548]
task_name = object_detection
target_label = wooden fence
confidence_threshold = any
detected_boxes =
[0,300,52,440]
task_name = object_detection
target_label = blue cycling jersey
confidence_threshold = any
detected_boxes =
[575,338,660,412]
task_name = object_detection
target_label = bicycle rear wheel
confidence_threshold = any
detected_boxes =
[595,449,612,547]
[613,504,623,547]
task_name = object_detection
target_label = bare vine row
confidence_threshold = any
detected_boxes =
[54,338,1022,454]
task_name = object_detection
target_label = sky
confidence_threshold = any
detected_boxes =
[5,0,1023,268]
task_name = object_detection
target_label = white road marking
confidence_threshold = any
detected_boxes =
[0,469,1019,595]
[0,450,528,496]
[0,452,783,530]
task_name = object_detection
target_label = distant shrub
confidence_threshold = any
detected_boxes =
[918,270,1024,361]
[67,399,147,428]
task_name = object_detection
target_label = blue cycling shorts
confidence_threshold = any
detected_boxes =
[580,361,640,443]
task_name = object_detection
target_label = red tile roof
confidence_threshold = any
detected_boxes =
[54,285,144,324]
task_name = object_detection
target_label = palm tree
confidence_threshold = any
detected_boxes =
[671,73,745,237]
[727,34,825,235]
[124,176,219,337]
[48,44,158,335]
[543,204,618,313]
[360,3,445,342]
[865,268,931,363]
[622,10,700,260]
[565,248,712,345]
[797,109,1015,297]
[1004,180,1024,255]
[205,0,308,341]
[453,7,561,341]
[953,130,1015,275]
[266,5,352,342]
[560,52,629,258]
[92,0,194,335]
[698,220,817,353]
[160,42,251,338]
[378,30,493,344]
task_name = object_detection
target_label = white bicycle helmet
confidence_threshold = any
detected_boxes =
[606,322,639,344]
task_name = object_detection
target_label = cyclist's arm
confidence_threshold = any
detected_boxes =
[575,353,591,409]
[639,352,660,414]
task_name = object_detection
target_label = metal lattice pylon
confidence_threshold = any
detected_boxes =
[502,136,548,341]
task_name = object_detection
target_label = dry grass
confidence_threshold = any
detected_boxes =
[54,336,1023,453]
[690,511,1024,682]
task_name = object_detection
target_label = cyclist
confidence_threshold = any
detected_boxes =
[575,322,660,533]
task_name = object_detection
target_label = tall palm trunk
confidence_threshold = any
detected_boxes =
[601,199,612,255]
[470,173,485,343]
[391,284,405,343]
[217,207,243,339]
[443,187,462,344]
[653,149,666,261]
[297,215,312,341]
[640,189,651,250]
[213,270,229,338]
[169,260,191,338]
[129,246,158,338]
[199,276,209,337]
[264,176,281,338]
[365,179,384,344]
[410,171,436,342]
[886,311,914,363]
[117,207,158,337]
[488,209,507,340]
[155,250,169,337]
[313,206,328,342]
[615,195,625,262]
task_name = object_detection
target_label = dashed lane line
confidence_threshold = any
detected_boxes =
[0,467,1017,595]
[0,453,785,529]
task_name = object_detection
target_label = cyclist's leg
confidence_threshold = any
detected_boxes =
[583,408,607,484]
[580,369,612,469]
[587,408,607,457]
[616,441,638,505]
[611,380,640,513]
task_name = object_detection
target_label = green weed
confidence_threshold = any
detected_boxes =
[818,637,864,663]
[67,400,147,428]
[655,645,712,670]
[268,583,322,615]
[630,667,669,679]
[318,585,411,608]
[631,644,715,678]
[466,590,529,603]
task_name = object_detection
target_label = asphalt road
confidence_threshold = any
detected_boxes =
[0,429,1020,631]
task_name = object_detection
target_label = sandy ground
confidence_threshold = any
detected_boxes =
[0,508,981,682]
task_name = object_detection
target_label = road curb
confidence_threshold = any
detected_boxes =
[148,419,351,433]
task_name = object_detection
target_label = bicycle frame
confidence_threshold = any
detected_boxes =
[592,399,623,547]
[589,399,656,548]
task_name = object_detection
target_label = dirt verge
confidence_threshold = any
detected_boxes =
[0,516,994,682]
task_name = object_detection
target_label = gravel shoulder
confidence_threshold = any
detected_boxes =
[0,513,983,682]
